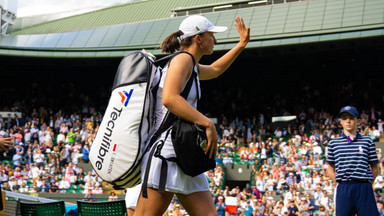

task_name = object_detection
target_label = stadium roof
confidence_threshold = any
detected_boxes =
[0,0,383,58]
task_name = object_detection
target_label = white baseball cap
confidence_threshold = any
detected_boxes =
[179,15,227,40]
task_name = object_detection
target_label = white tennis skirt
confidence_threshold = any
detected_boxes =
[141,129,209,195]
[125,183,141,209]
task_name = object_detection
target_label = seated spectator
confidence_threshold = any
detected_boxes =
[314,185,323,210]
[14,143,24,155]
[371,126,380,141]
[92,183,103,195]
[33,150,45,168]
[28,182,38,193]
[0,170,9,183]
[244,183,252,199]
[252,160,261,175]
[57,132,65,144]
[82,144,90,163]
[255,176,265,194]
[213,166,224,187]
[222,153,233,165]
[76,172,85,185]
[298,197,309,215]
[216,154,223,166]
[265,174,277,192]
[240,148,249,160]
[18,182,29,193]
[93,173,103,185]
[1,181,11,191]
[24,148,34,165]
[287,199,299,216]
[248,149,256,162]
[49,181,59,193]
[84,171,94,183]
[9,177,20,192]
[13,167,22,179]
[215,196,226,216]
[12,151,23,167]
[38,180,50,193]
[107,191,118,201]
[273,201,287,215]
[72,164,80,176]
[83,189,96,201]
[58,178,70,193]
[50,176,60,186]
[63,162,74,182]
[260,160,269,178]
[172,204,185,216]
[277,179,289,191]
[378,201,384,216]
[318,204,329,216]
[251,185,262,199]
[82,181,94,193]
[20,166,29,178]
[38,165,47,180]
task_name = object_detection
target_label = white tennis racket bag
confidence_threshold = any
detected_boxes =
[89,50,180,189]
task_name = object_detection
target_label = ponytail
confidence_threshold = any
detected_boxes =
[160,30,194,54]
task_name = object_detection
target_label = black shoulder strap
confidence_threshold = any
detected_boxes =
[154,51,196,69]
[141,52,197,198]
[145,51,196,153]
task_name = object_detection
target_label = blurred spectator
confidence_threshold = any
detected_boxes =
[222,153,233,165]
[107,191,118,201]
[18,182,29,193]
[38,180,50,193]
[83,189,95,201]
[58,177,70,193]
[215,196,226,216]
[12,151,22,167]
[93,183,103,195]
[318,204,330,216]
[172,204,185,216]
[82,144,90,163]
[49,179,59,194]
[378,201,384,216]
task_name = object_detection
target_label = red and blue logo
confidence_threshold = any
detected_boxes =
[118,89,134,107]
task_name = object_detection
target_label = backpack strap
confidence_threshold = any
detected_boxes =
[141,51,197,198]
[144,51,196,154]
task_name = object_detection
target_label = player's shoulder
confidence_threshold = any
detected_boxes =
[171,52,194,65]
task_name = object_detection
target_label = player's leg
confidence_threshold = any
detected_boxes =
[133,187,174,216]
[127,208,135,216]
[176,190,218,216]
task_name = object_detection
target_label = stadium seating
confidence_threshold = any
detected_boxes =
[77,200,126,216]
[19,200,66,216]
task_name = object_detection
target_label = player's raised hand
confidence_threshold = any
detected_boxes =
[234,16,250,48]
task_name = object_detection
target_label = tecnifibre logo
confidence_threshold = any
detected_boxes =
[118,89,134,107]
[95,106,122,170]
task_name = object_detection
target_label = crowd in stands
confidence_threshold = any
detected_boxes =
[1,78,384,215]
[0,107,103,195]
[201,107,384,215]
